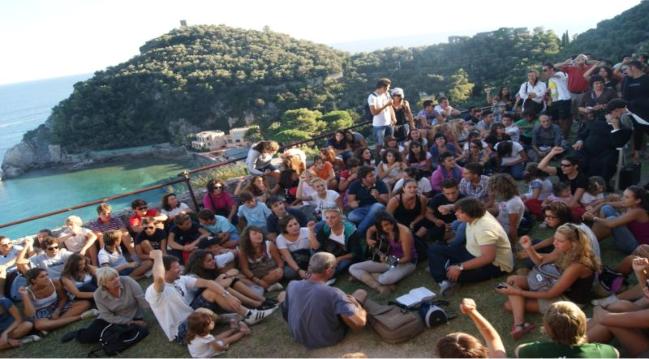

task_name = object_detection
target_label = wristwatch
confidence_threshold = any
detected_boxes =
[458,263,464,271]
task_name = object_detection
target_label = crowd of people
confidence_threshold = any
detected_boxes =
[1,52,649,357]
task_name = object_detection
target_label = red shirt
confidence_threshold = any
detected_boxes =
[128,208,160,228]
[562,65,593,94]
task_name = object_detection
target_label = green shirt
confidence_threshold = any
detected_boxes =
[517,341,619,358]
[515,118,539,138]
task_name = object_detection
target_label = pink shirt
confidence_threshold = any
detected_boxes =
[202,192,235,214]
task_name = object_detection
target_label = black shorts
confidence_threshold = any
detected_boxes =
[548,100,571,120]
[190,289,226,314]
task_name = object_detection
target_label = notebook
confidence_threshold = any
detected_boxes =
[395,287,436,308]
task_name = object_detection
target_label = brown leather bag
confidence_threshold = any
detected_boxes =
[364,298,425,344]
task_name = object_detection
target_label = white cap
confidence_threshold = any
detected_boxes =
[391,87,404,97]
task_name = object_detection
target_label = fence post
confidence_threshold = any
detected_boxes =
[179,170,200,210]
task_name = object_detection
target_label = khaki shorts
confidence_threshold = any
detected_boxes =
[538,295,570,314]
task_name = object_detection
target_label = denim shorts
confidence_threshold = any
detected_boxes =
[174,319,188,344]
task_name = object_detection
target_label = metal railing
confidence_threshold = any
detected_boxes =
[0,120,372,232]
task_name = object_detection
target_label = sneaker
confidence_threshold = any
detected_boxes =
[591,295,618,308]
[60,330,78,343]
[80,309,99,319]
[257,298,278,310]
[266,283,284,292]
[244,307,277,325]
[21,335,42,345]
[438,280,456,297]
[325,278,336,286]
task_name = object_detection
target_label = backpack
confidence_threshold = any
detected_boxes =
[418,302,452,328]
[363,92,379,122]
[527,263,561,291]
[88,323,149,357]
[364,298,424,344]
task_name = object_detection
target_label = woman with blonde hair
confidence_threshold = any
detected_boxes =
[516,301,618,358]
[59,215,98,266]
[496,224,600,340]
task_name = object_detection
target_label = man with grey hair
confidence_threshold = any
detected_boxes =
[281,252,367,349]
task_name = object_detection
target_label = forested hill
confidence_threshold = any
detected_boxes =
[43,2,648,152]
[562,0,649,62]
[50,25,347,152]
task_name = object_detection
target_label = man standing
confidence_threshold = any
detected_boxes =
[575,99,632,182]
[282,252,367,349]
[347,166,389,235]
[368,78,395,156]
[622,60,649,160]
[543,63,573,137]
[555,54,594,120]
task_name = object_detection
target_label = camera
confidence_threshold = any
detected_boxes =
[387,255,400,268]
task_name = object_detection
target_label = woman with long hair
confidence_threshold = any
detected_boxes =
[185,250,275,310]
[354,147,375,168]
[488,174,525,244]
[406,141,432,174]
[238,226,284,291]
[497,224,600,340]
[160,193,192,221]
[390,87,415,141]
[60,253,97,301]
[348,212,416,294]
[235,175,271,203]
[386,179,428,239]
[245,140,280,179]
[377,148,406,190]
[584,185,649,254]
[429,133,458,168]
[19,268,96,332]
[203,178,237,222]
[276,215,317,280]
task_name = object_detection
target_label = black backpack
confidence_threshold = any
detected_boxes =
[363,92,379,122]
[88,323,149,357]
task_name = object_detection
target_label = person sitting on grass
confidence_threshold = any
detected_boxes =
[346,166,389,235]
[496,225,600,340]
[86,203,137,260]
[488,173,525,245]
[587,257,649,357]
[583,185,649,255]
[310,207,364,276]
[265,196,308,242]
[516,301,618,358]
[237,191,272,232]
[160,193,193,222]
[186,309,250,358]
[436,298,506,358]
[276,216,316,281]
[19,268,97,333]
[238,226,284,293]
[428,197,513,296]
[0,296,37,350]
[349,212,416,294]
[62,266,149,344]
[99,230,152,279]
[60,253,97,301]
[135,218,168,258]
[128,199,168,235]
[197,209,239,248]
[58,215,98,266]
[430,152,464,193]
[282,252,367,349]
[144,250,275,343]
[167,213,211,264]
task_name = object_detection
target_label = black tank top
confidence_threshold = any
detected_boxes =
[565,272,595,304]
[393,106,407,126]
[393,194,421,226]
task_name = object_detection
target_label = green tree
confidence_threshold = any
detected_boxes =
[320,110,354,130]
[447,69,474,103]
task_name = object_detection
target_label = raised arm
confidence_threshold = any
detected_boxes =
[150,249,165,293]
[460,298,506,358]
[538,146,562,176]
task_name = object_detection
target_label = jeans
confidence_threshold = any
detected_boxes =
[427,233,507,283]
[601,205,638,254]
[501,162,525,180]
[373,125,393,146]
[348,203,386,234]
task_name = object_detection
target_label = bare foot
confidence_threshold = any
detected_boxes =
[276,290,286,304]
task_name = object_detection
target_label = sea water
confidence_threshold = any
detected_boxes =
[0,75,198,239]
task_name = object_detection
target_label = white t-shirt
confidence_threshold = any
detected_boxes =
[276,228,311,253]
[518,81,547,104]
[497,196,525,232]
[308,190,340,219]
[29,249,73,280]
[145,275,198,341]
[393,177,432,195]
[188,334,223,358]
[97,247,128,268]
[161,203,190,219]
[580,192,605,206]
[495,141,524,166]
[0,244,23,272]
[548,71,571,101]
[368,92,392,127]
[329,230,346,246]
[62,227,93,253]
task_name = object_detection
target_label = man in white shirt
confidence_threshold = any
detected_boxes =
[145,250,275,343]
[368,78,395,156]
[543,63,573,137]
[517,70,546,116]
[434,97,461,124]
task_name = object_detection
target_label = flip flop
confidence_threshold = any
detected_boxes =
[511,322,536,340]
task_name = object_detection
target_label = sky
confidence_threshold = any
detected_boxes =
[0,0,642,85]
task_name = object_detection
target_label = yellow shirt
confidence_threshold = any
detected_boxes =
[465,212,513,273]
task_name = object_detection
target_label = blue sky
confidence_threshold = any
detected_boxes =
[0,0,642,85]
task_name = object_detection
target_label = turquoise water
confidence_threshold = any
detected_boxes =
[0,75,198,239]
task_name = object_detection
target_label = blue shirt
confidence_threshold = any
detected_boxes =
[202,215,240,241]
[348,179,388,207]
[237,201,272,229]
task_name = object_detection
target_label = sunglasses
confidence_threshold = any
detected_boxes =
[560,163,573,167]
[214,185,223,189]
[47,246,59,251]
[144,226,156,230]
